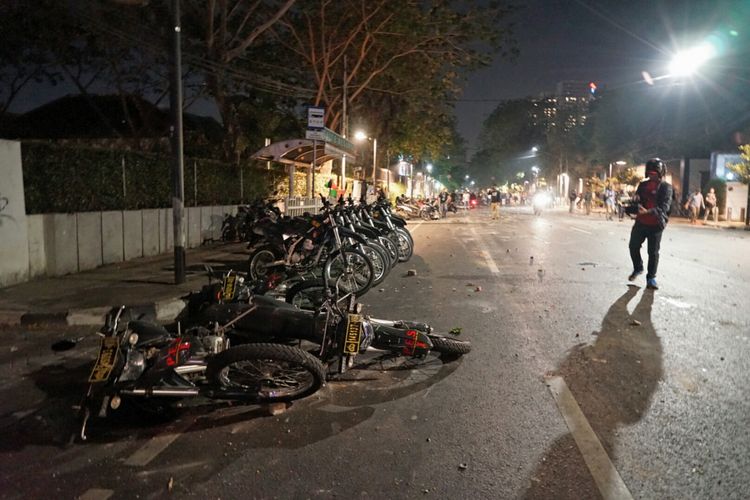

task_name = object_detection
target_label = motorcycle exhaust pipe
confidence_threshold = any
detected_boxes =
[121,388,200,397]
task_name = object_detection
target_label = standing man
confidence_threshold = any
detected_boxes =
[438,189,449,218]
[628,158,673,290]
[490,186,501,220]
[685,187,704,224]
[604,185,616,221]
[583,189,593,215]
[703,187,718,224]
[569,190,577,213]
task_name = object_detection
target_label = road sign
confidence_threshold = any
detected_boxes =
[305,129,325,141]
[307,106,325,129]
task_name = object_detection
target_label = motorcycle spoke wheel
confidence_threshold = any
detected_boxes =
[248,248,277,280]
[207,344,326,403]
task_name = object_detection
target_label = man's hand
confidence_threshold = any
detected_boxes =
[638,205,648,215]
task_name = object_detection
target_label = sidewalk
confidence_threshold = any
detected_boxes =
[574,207,748,230]
[0,243,249,326]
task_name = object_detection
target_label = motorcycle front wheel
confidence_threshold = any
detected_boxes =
[428,335,472,355]
[285,279,336,310]
[207,344,326,403]
[324,249,374,296]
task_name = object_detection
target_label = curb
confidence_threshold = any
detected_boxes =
[0,298,187,327]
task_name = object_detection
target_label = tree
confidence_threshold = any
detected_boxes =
[727,144,750,225]
[273,0,516,166]
[471,99,544,184]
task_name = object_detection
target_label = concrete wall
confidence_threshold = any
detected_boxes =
[2,203,230,286]
[102,211,124,264]
[0,140,29,286]
[726,182,748,222]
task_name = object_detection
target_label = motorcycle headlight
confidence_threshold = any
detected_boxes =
[359,320,374,352]
[119,349,145,382]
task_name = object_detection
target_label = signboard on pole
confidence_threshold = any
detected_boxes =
[307,107,325,130]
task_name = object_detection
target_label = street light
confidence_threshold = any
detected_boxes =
[609,160,626,178]
[668,42,717,77]
[354,130,377,185]
[426,163,433,173]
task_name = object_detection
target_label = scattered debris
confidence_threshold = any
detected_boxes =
[630,320,642,326]
[458,463,468,471]
[426,437,431,442]
[379,288,385,292]
[474,286,482,292]
[452,288,457,292]
[423,489,430,494]
[466,282,475,286]
[266,402,288,416]
[506,249,510,253]
[9,346,18,353]
[449,327,462,336]
[592,357,608,364]
[721,357,725,361]
[406,269,418,276]
[575,333,579,338]
[168,477,174,493]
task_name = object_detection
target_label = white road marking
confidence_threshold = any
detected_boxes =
[570,226,593,234]
[546,376,634,500]
[661,297,693,309]
[78,489,114,500]
[123,419,194,467]
[470,227,500,274]
[409,221,424,233]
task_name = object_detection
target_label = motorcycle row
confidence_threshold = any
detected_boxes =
[78,195,470,440]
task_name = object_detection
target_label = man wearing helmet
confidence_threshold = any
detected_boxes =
[628,158,673,290]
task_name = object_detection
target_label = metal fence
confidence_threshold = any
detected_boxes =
[284,196,322,216]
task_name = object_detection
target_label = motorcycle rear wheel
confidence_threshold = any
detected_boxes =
[248,245,280,280]
[427,335,472,355]
[207,344,326,403]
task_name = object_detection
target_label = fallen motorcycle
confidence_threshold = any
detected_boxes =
[77,305,329,441]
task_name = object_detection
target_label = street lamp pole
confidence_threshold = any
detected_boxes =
[169,0,186,284]
[371,137,377,186]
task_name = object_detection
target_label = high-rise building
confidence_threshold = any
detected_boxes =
[531,80,597,132]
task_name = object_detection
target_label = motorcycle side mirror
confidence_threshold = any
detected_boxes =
[51,337,83,351]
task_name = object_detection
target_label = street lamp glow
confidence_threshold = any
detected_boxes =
[615,160,626,166]
[426,163,433,173]
[668,42,717,77]
[470,180,475,186]
[531,146,538,153]
[465,174,470,180]
[531,166,539,174]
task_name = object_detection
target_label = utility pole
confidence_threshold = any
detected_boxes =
[169,0,186,284]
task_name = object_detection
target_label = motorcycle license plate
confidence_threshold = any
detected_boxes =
[343,314,363,355]
[222,274,237,301]
[89,336,119,383]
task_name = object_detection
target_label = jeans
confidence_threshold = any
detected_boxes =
[704,205,718,223]
[629,222,663,279]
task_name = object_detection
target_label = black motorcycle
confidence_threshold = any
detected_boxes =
[77,304,331,441]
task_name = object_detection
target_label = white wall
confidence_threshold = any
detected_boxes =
[725,182,748,222]
[0,140,29,286]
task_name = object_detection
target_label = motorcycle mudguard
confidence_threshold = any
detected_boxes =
[337,227,368,244]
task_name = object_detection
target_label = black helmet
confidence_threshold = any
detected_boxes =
[645,158,666,178]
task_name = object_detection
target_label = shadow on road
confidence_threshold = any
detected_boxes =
[524,286,663,499]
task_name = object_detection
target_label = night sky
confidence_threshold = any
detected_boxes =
[8,0,749,153]
[456,0,749,150]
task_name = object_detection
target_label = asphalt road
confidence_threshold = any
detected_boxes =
[1,206,748,499]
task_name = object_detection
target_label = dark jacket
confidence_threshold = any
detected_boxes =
[635,178,672,230]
